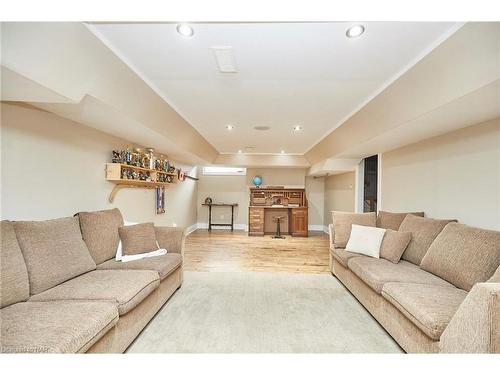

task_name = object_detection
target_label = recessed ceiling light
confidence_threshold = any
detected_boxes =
[292,125,303,132]
[238,149,242,154]
[346,25,365,38]
[176,24,194,37]
[226,124,234,130]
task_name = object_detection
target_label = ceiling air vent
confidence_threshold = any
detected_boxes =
[211,46,237,73]
[253,126,271,131]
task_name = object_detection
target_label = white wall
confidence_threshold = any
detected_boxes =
[1,103,198,229]
[246,168,306,187]
[196,167,326,229]
[323,172,356,224]
[197,174,248,228]
[305,176,325,230]
[381,117,500,230]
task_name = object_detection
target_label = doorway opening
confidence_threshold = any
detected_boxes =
[363,155,378,212]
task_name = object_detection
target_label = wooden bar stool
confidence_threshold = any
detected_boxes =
[272,215,286,239]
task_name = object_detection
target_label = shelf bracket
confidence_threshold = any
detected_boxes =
[108,184,156,203]
[109,185,125,203]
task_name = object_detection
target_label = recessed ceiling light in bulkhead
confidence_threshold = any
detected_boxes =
[176,24,194,37]
[346,24,365,38]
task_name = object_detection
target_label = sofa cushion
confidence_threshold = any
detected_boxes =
[77,208,124,265]
[1,221,30,308]
[376,211,424,231]
[382,283,468,340]
[0,301,118,353]
[420,223,500,291]
[14,217,97,295]
[330,246,365,268]
[119,223,158,256]
[379,229,412,264]
[399,215,457,265]
[347,257,454,294]
[97,253,182,280]
[331,211,376,248]
[30,270,160,315]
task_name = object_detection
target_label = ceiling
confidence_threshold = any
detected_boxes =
[90,22,459,154]
[3,22,497,173]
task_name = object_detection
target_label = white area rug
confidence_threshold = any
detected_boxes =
[128,271,402,353]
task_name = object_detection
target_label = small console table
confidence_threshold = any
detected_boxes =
[202,203,238,231]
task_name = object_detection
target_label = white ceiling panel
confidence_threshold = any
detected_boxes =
[91,22,459,154]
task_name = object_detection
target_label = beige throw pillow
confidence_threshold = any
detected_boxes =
[376,211,424,231]
[398,215,457,265]
[379,229,412,264]
[331,211,376,248]
[77,208,124,264]
[119,223,158,256]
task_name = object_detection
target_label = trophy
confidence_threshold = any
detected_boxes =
[112,150,121,163]
[146,148,155,170]
[125,147,132,165]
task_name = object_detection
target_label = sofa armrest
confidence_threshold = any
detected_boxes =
[440,283,500,353]
[328,224,334,248]
[154,226,185,256]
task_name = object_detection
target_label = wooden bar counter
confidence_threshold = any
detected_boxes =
[248,188,308,237]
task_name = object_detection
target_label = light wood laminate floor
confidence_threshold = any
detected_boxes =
[183,230,330,274]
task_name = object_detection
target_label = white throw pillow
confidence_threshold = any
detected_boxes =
[345,224,387,258]
[120,248,168,263]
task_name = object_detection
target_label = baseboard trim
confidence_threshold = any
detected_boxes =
[196,223,248,231]
[192,223,327,233]
[308,225,327,232]
[185,223,198,236]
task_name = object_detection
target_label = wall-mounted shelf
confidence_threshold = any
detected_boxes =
[105,163,177,203]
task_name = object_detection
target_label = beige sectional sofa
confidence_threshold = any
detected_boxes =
[0,208,184,353]
[329,212,500,353]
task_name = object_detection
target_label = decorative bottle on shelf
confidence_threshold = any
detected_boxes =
[133,148,142,167]
[125,146,132,165]
[147,148,155,170]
